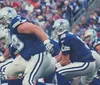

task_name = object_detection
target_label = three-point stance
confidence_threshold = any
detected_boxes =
[52,19,100,85]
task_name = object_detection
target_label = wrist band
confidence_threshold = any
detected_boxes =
[44,40,50,45]
[55,62,62,68]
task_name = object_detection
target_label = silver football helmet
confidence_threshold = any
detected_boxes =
[0,24,11,49]
[84,29,97,42]
[0,7,17,25]
[52,19,70,35]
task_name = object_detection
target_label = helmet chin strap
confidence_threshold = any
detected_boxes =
[57,30,67,35]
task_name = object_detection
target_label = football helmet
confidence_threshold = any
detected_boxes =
[84,29,97,42]
[52,19,70,35]
[0,7,17,25]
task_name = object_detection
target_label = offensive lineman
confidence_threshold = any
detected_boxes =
[0,7,60,85]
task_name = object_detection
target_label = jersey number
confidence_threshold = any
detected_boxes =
[11,34,24,51]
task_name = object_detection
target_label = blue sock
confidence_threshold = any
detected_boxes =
[1,79,23,85]
[56,72,72,85]
[36,82,46,85]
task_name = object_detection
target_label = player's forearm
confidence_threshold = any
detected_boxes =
[95,46,100,55]
[61,54,70,66]
[60,60,69,66]
[33,25,49,42]
[55,51,62,62]
[3,48,10,59]
[55,54,70,68]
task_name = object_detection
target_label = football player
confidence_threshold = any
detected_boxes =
[0,25,24,85]
[84,29,100,54]
[0,7,60,85]
[43,30,72,85]
[52,18,100,85]
[0,27,12,73]
[84,29,100,85]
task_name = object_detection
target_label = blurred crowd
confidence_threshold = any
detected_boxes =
[0,0,96,38]
[71,7,100,40]
[0,0,90,37]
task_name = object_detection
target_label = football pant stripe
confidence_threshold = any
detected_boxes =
[0,61,13,72]
[28,53,43,85]
[57,62,89,75]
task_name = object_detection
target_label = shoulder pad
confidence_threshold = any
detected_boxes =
[11,15,27,28]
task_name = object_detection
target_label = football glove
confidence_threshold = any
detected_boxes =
[44,39,54,54]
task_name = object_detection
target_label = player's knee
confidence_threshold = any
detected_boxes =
[5,68,12,77]
[5,65,17,78]
[5,70,17,80]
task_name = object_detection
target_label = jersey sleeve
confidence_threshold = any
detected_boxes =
[59,34,71,56]
[8,44,18,57]
[11,15,27,28]
[50,39,60,56]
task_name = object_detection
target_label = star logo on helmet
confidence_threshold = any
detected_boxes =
[60,21,64,25]
[58,21,64,28]
[8,9,12,13]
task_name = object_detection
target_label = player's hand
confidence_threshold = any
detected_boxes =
[44,40,54,54]
[0,56,5,63]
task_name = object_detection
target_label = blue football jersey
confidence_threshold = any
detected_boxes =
[58,32,95,62]
[8,15,60,60]
[8,15,45,60]
[92,38,100,52]
[50,39,60,57]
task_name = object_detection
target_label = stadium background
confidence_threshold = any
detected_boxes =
[0,0,100,85]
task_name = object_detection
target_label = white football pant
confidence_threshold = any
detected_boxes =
[22,52,56,85]
[56,50,100,85]
[5,55,28,78]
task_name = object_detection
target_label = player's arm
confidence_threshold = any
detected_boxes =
[17,22,54,53]
[55,40,70,68]
[0,48,10,62]
[95,45,100,54]
[55,52,70,68]
[60,54,70,66]
[55,51,62,62]
[17,22,48,42]
[3,48,10,59]
[93,41,100,54]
